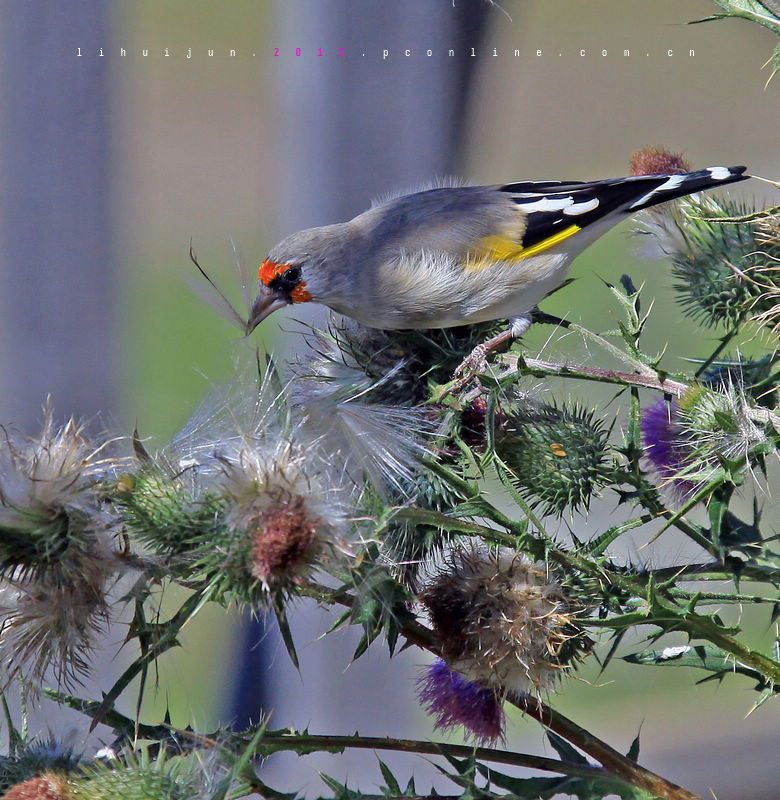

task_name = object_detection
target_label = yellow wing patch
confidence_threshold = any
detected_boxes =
[468,224,581,272]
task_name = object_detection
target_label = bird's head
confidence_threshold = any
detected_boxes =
[247,227,331,334]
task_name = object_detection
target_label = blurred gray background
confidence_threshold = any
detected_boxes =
[0,1,778,797]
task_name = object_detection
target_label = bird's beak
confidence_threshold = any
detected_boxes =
[246,286,289,335]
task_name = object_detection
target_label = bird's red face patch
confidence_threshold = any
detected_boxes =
[289,284,313,303]
[259,258,287,286]
[258,259,312,304]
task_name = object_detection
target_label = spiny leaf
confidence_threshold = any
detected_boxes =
[546,731,589,765]
[623,643,778,693]
[273,594,299,670]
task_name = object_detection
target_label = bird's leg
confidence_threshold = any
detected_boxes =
[450,313,532,391]
[529,308,571,329]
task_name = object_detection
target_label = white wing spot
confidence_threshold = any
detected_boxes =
[563,197,600,216]
[707,166,732,181]
[629,174,686,209]
[516,196,573,213]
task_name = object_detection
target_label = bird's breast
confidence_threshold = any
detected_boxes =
[345,249,571,329]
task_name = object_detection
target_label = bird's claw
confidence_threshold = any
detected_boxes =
[451,343,489,392]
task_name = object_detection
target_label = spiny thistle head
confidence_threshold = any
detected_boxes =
[114,467,226,559]
[0,408,121,686]
[417,659,504,744]
[0,405,119,585]
[495,402,611,517]
[667,196,776,330]
[677,383,770,463]
[420,547,590,695]
[744,212,780,334]
[73,750,200,800]
[629,153,775,330]
[75,770,190,800]
[299,320,430,406]
[214,436,347,594]
[120,370,354,603]
[0,578,113,687]
[0,739,79,797]
[304,316,505,403]
[641,385,770,499]
[1,773,73,800]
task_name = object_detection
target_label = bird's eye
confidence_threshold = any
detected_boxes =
[285,265,301,283]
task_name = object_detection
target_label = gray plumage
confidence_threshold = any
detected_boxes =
[250,167,748,332]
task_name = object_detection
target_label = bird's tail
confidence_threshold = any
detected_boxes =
[625,166,748,213]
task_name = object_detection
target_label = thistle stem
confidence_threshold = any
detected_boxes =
[510,694,703,800]
[503,355,689,397]
[43,689,643,791]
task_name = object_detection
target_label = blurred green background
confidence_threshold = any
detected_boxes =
[2,1,778,797]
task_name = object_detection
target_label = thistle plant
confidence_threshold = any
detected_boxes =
[690,2,780,85]
[1,155,779,800]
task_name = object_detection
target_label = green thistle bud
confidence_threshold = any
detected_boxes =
[668,197,779,329]
[495,403,611,517]
[747,213,780,335]
[76,770,188,800]
[75,752,197,800]
[115,468,227,557]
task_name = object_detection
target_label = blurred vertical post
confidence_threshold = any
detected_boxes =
[231,0,491,742]
[0,1,116,430]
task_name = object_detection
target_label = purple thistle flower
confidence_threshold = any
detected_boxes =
[640,398,697,497]
[417,659,504,744]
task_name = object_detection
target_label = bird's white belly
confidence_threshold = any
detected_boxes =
[355,250,571,330]
[463,254,570,324]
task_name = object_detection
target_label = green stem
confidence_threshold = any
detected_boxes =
[669,589,779,604]
[504,355,689,397]
[568,321,656,376]
[694,323,741,379]
[672,608,780,685]
[648,562,780,583]
[86,588,208,731]
[40,690,637,789]
[256,732,617,782]
[616,470,718,557]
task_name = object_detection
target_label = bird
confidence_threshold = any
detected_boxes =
[247,166,748,377]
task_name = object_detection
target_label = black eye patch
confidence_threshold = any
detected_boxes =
[284,266,301,283]
[269,266,302,295]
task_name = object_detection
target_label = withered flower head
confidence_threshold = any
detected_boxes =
[630,146,691,177]
[420,547,590,696]
[0,406,121,686]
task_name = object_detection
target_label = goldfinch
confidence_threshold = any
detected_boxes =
[248,166,748,336]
